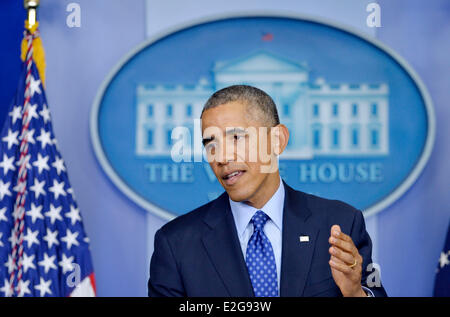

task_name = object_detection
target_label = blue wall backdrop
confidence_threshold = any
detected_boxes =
[0,0,448,296]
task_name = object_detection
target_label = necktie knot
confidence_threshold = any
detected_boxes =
[251,210,269,232]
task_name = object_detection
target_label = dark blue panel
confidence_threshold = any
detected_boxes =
[0,0,26,127]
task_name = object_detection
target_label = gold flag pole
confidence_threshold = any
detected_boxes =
[24,0,40,28]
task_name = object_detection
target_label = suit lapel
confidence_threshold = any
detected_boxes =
[280,183,319,297]
[201,193,254,297]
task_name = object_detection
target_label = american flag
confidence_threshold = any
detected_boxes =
[434,221,450,297]
[0,29,95,297]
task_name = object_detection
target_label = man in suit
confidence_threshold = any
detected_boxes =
[148,85,387,297]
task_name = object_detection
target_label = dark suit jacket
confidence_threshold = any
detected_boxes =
[148,181,387,297]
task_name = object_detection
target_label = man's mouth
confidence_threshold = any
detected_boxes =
[222,170,246,185]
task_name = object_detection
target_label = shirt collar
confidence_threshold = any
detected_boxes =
[229,177,285,238]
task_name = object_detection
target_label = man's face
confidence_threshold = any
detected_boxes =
[201,101,279,203]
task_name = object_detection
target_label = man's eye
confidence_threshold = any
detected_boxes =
[205,142,217,152]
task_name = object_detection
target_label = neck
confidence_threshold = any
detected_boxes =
[244,173,281,209]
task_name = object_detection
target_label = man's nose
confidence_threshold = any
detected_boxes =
[218,141,237,165]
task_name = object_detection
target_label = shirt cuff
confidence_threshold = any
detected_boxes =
[361,286,375,297]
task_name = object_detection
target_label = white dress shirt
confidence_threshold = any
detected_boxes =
[229,178,284,291]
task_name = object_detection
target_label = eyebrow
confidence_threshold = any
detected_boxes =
[202,136,214,146]
[225,127,247,135]
[202,128,247,146]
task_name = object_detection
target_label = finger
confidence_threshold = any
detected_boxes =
[330,225,352,242]
[329,246,355,265]
[329,235,355,254]
[330,253,362,273]
[330,225,341,236]
[330,255,346,265]
[330,225,360,256]
[329,258,353,275]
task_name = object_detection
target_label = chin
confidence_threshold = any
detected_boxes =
[226,187,252,203]
[227,182,261,203]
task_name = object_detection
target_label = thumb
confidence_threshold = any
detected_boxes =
[331,224,341,235]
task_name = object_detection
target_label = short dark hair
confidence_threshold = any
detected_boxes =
[201,85,280,126]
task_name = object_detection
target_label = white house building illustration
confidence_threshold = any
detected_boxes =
[135,51,389,159]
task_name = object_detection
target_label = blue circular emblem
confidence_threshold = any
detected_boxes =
[90,14,435,220]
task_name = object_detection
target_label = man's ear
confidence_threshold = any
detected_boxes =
[271,124,289,156]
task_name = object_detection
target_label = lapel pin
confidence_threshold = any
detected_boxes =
[299,235,309,242]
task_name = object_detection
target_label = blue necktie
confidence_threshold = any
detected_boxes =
[245,210,279,297]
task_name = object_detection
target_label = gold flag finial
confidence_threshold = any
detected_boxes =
[24,0,40,28]
[22,0,46,85]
